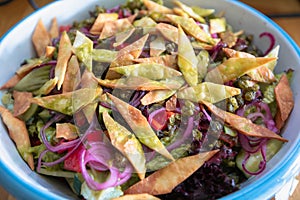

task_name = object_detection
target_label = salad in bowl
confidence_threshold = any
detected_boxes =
[0,0,298,199]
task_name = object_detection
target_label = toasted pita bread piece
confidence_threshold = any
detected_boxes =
[177,82,241,103]
[150,35,166,57]
[90,13,119,35]
[178,25,198,87]
[107,34,149,79]
[274,74,294,129]
[32,19,51,57]
[223,48,276,83]
[141,90,176,106]
[80,69,99,123]
[55,31,73,90]
[0,74,21,90]
[156,23,178,44]
[112,194,160,200]
[33,77,58,96]
[0,106,34,170]
[125,150,219,195]
[113,28,136,47]
[202,101,288,142]
[143,0,173,14]
[49,17,59,40]
[30,88,102,116]
[166,14,215,44]
[12,90,33,117]
[96,76,184,91]
[103,111,146,179]
[45,46,56,59]
[99,18,133,40]
[205,57,277,83]
[173,0,205,23]
[110,63,182,80]
[107,93,174,161]
[166,94,177,112]
[62,55,81,93]
[133,55,177,70]
[56,123,79,140]
[16,59,44,78]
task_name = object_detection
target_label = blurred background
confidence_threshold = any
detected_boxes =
[0,0,299,199]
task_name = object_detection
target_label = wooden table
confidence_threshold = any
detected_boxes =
[0,0,299,199]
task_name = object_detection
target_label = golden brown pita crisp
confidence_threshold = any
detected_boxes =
[55,31,73,90]
[125,150,219,195]
[99,18,133,40]
[49,17,59,40]
[45,46,56,59]
[166,94,177,111]
[107,34,149,79]
[141,90,176,106]
[32,19,51,57]
[0,74,21,90]
[223,48,276,83]
[56,123,79,140]
[112,194,160,200]
[90,13,119,35]
[202,101,288,142]
[143,0,173,14]
[103,111,146,180]
[0,106,34,170]
[133,55,178,70]
[62,55,81,93]
[16,59,44,78]
[12,90,32,117]
[156,23,178,44]
[107,93,174,161]
[275,74,294,129]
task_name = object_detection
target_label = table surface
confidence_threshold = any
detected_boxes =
[0,0,299,199]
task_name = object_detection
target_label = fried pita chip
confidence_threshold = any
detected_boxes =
[210,17,226,34]
[62,55,81,93]
[90,13,119,35]
[141,90,176,106]
[113,28,136,47]
[99,18,133,40]
[166,14,215,44]
[0,74,21,90]
[143,0,173,14]
[0,106,34,170]
[177,82,241,103]
[166,94,177,112]
[156,23,178,44]
[30,88,102,116]
[33,77,58,96]
[107,34,149,79]
[49,17,59,40]
[110,63,182,80]
[223,48,276,83]
[173,0,205,23]
[178,25,198,87]
[150,35,166,57]
[125,150,219,195]
[133,55,178,70]
[205,57,277,83]
[16,58,44,78]
[202,101,288,142]
[80,69,99,123]
[275,74,294,129]
[45,46,56,59]
[173,7,190,18]
[96,76,184,91]
[12,90,33,117]
[56,123,79,140]
[32,19,51,57]
[107,93,174,161]
[112,194,160,200]
[103,111,146,180]
[55,31,73,90]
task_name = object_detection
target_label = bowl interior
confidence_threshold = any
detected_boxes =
[0,0,299,199]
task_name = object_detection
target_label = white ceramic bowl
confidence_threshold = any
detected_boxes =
[0,0,299,199]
